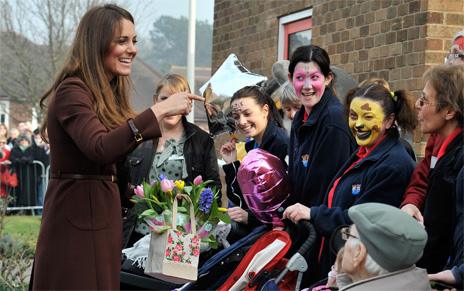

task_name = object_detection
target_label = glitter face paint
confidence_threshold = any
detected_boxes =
[349,98,386,147]
[230,97,269,142]
[291,62,330,114]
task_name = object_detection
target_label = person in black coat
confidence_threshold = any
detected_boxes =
[9,134,48,208]
[118,74,221,248]
[414,65,464,273]
[284,45,357,210]
[285,83,418,281]
[428,166,464,289]
[280,46,356,285]
[220,86,289,239]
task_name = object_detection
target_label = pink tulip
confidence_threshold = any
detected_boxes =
[193,175,203,186]
[134,185,144,198]
[160,178,175,192]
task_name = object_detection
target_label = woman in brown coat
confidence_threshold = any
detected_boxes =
[31,4,203,290]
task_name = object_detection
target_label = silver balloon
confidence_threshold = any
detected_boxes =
[199,54,267,136]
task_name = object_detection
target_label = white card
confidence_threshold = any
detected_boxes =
[430,156,438,169]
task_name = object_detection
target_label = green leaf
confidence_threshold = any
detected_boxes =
[204,234,219,249]
[139,209,156,219]
[183,186,192,194]
[209,198,219,218]
[154,226,171,233]
[216,212,231,224]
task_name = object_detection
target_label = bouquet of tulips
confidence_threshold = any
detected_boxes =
[131,175,230,249]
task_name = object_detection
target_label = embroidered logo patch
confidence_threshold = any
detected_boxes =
[301,154,309,168]
[352,184,361,195]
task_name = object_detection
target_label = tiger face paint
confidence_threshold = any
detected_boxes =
[348,98,385,147]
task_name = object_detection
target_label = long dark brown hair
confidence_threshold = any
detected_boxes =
[40,4,136,140]
[231,86,283,128]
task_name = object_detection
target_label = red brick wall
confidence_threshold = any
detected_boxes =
[212,0,313,76]
[212,0,463,155]
[213,0,462,91]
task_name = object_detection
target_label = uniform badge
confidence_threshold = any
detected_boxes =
[352,184,361,195]
[301,154,309,168]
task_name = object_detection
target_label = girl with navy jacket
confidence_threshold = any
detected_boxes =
[284,84,417,281]
[220,86,289,235]
[284,45,357,210]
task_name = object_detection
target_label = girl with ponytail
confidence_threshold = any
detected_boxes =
[220,85,289,238]
[284,83,417,281]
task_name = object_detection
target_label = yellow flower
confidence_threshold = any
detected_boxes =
[174,180,185,191]
[218,207,228,212]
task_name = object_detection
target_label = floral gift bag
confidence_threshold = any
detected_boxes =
[145,194,200,284]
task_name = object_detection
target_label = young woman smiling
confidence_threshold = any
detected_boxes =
[220,86,288,237]
[284,45,357,210]
[118,74,221,247]
[31,5,202,290]
[284,83,417,282]
[282,45,356,285]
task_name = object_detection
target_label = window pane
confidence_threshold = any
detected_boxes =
[288,29,312,58]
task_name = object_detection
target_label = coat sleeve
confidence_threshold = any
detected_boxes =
[401,134,442,209]
[311,163,414,237]
[203,137,223,206]
[450,168,464,272]
[222,161,243,207]
[54,80,161,165]
[452,264,464,287]
[304,125,355,206]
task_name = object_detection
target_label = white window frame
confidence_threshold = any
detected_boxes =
[278,8,313,60]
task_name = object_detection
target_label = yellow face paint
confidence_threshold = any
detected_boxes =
[348,98,385,147]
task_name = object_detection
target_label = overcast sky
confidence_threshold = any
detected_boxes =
[126,0,214,37]
[5,0,214,43]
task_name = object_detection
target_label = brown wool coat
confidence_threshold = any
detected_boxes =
[32,77,161,290]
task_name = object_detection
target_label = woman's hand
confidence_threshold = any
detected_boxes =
[151,92,204,119]
[220,140,237,164]
[228,206,249,224]
[401,203,424,225]
[283,203,311,224]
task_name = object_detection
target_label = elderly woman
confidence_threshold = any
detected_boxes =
[413,65,464,273]
[401,30,463,223]
[336,203,429,290]
[284,83,417,280]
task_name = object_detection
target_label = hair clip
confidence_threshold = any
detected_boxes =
[390,91,398,102]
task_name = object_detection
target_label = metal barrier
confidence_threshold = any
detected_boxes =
[1,160,49,215]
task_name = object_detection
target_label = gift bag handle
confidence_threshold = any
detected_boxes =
[172,194,197,234]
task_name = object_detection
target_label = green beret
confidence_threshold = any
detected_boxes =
[348,203,427,272]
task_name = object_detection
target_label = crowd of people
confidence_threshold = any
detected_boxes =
[0,122,49,210]
[14,3,462,290]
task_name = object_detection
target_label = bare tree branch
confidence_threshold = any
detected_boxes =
[0,0,99,122]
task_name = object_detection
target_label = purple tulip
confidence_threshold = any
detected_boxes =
[160,178,175,192]
[134,185,144,198]
[193,175,203,186]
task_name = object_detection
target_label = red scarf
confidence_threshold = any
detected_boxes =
[303,111,309,123]
[326,134,386,208]
[437,127,462,160]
